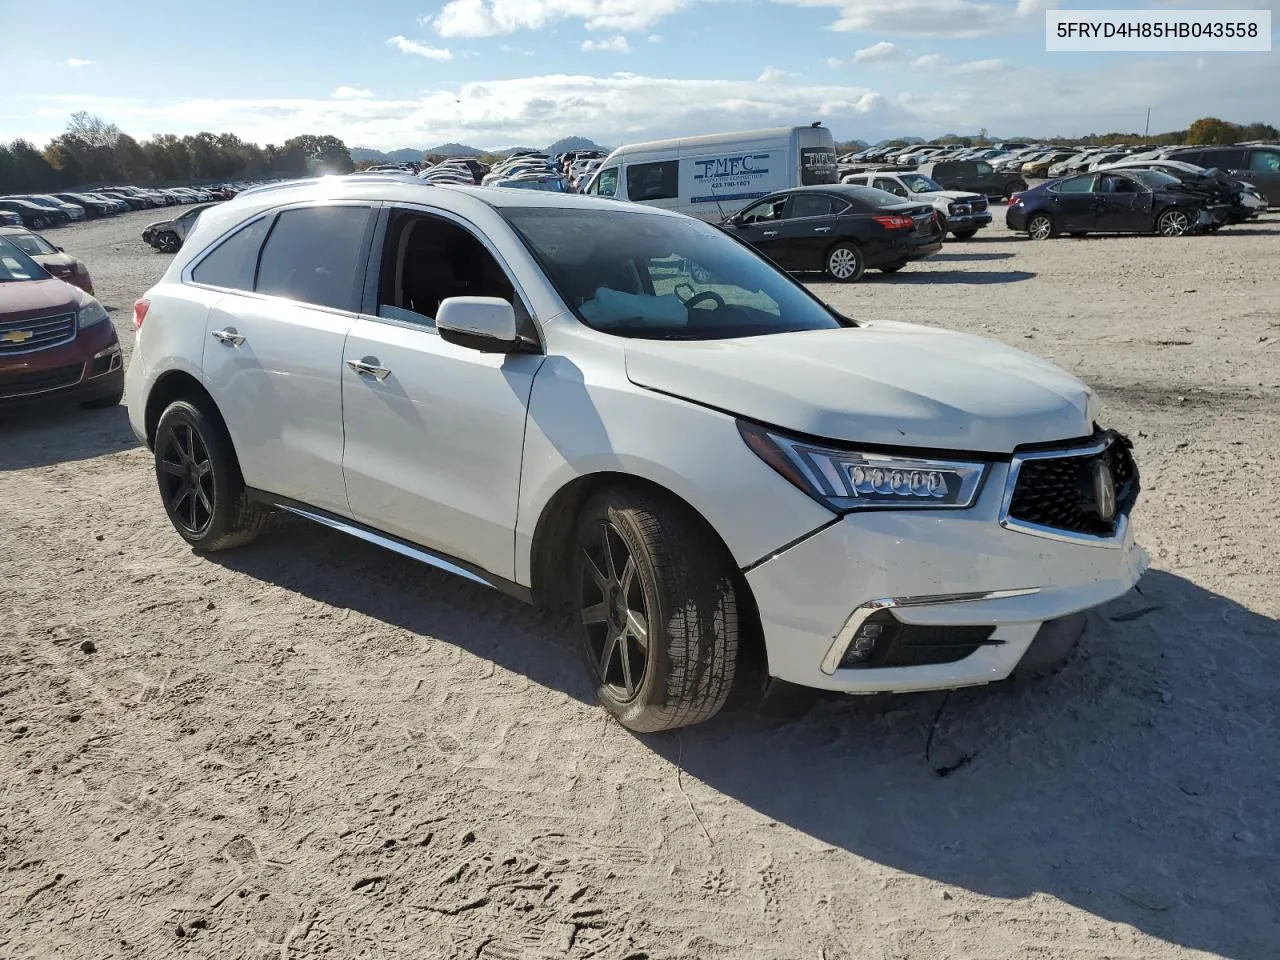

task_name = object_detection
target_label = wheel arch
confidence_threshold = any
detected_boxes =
[143,369,220,449]
[528,471,768,677]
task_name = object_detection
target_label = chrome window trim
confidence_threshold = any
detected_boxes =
[821,588,1043,676]
[998,435,1130,549]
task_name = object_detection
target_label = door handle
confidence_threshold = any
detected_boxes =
[814,226,832,233]
[347,358,391,382]
[762,230,779,237]
[211,329,245,347]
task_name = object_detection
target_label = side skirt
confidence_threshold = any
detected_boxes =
[245,488,535,605]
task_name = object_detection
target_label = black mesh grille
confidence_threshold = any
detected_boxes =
[840,612,999,670]
[1008,434,1139,537]
[0,363,83,398]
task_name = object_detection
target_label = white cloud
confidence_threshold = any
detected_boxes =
[774,0,1058,37]
[648,34,663,43]
[853,41,901,62]
[827,57,845,68]
[500,43,536,55]
[387,35,454,60]
[953,58,1005,73]
[431,0,686,37]
[582,35,631,53]
[59,58,92,68]
[332,86,375,99]
[757,66,798,82]
[913,53,946,68]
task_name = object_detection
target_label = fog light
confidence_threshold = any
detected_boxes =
[839,619,890,668]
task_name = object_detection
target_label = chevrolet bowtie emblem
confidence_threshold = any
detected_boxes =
[1,330,33,344]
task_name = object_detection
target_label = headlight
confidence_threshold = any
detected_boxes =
[75,261,88,275]
[738,421,987,513]
[77,299,109,329]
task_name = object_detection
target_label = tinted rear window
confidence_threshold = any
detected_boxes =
[191,216,272,290]
[255,206,373,311]
[840,186,912,210]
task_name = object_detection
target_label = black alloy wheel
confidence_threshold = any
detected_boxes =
[580,520,650,702]
[158,420,216,538]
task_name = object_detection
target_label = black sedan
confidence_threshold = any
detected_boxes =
[721,185,942,282]
[0,198,70,230]
[1007,170,1226,240]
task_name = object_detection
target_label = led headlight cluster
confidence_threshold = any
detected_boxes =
[739,421,987,513]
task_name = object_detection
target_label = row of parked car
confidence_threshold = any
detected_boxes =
[366,149,610,194]
[0,183,240,230]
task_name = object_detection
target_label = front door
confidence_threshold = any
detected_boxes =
[1096,175,1154,232]
[197,204,375,516]
[776,193,839,272]
[729,195,791,266]
[340,208,546,582]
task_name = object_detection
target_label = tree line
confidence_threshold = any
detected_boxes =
[0,113,355,195]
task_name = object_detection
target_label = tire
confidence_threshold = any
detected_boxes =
[81,387,124,410]
[156,232,181,253]
[878,263,906,273]
[1157,207,1193,237]
[571,487,740,733]
[153,399,268,552]
[952,229,979,241]
[31,216,48,230]
[1027,213,1057,241]
[824,243,865,283]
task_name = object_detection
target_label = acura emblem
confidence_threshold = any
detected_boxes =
[1093,461,1117,523]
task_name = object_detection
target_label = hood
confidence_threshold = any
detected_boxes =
[0,277,83,321]
[928,190,985,202]
[623,322,1095,454]
[144,217,176,232]
[32,252,79,275]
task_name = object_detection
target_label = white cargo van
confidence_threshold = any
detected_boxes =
[583,124,839,221]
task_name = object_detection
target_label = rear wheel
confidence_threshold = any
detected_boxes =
[1027,213,1057,241]
[824,243,865,283]
[572,487,740,733]
[154,399,268,552]
[1157,207,1192,237]
[31,215,48,229]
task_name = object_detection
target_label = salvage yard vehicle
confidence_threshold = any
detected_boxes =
[1007,170,1226,240]
[142,203,216,252]
[916,158,1028,202]
[1097,159,1266,223]
[0,236,123,409]
[721,184,943,281]
[1166,144,1280,206]
[0,197,71,229]
[0,226,95,293]
[839,170,992,239]
[126,178,1146,733]
[584,123,840,221]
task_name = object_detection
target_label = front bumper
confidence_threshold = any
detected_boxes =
[945,212,992,230]
[0,320,122,408]
[745,461,1148,694]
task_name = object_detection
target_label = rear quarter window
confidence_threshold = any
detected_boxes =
[190,216,272,291]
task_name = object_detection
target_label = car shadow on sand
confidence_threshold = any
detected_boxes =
[864,269,1036,285]
[928,251,1016,263]
[653,569,1279,960]
[0,403,138,470]
[210,513,1277,959]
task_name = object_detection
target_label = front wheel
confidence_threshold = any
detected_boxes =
[572,488,740,733]
[1027,213,1057,241]
[952,229,979,241]
[31,215,48,229]
[154,399,268,552]
[824,243,865,283]
[1157,208,1193,237]
[156,231,181,253]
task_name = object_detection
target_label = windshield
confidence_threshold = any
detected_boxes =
[26,197,60,208]
[0,237,49,281]
[500,207,847,340]
[6,232,57,256]
[900,173,942,193]
[1131,170,1180,189]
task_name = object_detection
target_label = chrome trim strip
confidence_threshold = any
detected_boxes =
[820,587,1042,676]
[275,504,493,589]
[998,436,1129,549]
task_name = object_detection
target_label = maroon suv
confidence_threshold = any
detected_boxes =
[0,236,123,410]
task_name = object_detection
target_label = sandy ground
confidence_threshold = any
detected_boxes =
[1,207,1277,960]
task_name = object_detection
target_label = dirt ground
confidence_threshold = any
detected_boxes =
[2,207,1277,960]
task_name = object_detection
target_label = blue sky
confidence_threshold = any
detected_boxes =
[7,0,1277,150]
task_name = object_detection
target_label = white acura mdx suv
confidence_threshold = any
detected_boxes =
[126,175,1148,732]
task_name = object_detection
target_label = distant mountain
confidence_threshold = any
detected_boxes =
[350,146,424,164]
[545,136,611,155]
[423,142,489,157]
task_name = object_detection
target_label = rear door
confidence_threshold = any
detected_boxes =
[1244,148,1280,205]
[1046,174,1101,230]
[197,202,375,516]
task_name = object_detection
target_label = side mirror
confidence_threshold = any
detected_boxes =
[436,297,522,353]
[55,245,64,252]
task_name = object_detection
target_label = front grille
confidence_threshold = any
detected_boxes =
[1007,434,1140,538]
[0,362,83,398]
[972,198,989,213]
[0,312,76,354]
